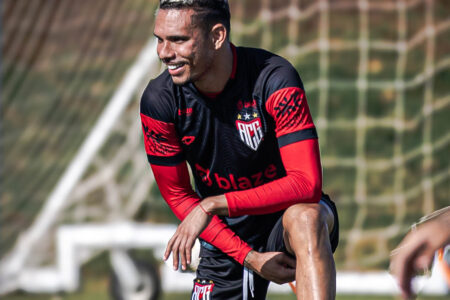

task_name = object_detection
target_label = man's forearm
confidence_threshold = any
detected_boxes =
[201,194,229,216]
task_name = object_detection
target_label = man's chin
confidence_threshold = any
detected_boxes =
[171,76,191,86]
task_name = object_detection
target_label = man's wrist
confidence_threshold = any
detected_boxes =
[243,250,259,272]
[202,195,229,216]
[244,249,254,269]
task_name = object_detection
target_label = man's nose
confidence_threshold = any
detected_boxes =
[158,41,175,62]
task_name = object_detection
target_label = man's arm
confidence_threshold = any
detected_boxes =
[199,84,323,279]
[140,106,252,268]
[154,162,296,281]
[150,162,252,269]
[390,207,450,299]
[203,85,322,216]
[198,138,319,282]
[201,138,321,217]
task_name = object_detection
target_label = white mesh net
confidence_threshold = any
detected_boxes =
[1,0,449,295]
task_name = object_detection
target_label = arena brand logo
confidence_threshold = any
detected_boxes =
[195,163,277,190]
[236,99,264,150]
[182,136,195,145]
[192,279,214,300]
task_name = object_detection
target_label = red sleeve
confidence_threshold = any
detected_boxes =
[150,162,252,264]
[225,87,321,217]
[225,139,322,217]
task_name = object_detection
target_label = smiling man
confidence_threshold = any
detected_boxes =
[140,1,339,299]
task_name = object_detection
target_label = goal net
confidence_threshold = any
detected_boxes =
[1,0,449,296]
[230,0,450,272]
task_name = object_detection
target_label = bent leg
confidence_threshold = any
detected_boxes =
[282,202,335,300]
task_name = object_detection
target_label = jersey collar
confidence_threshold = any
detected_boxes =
[200,43,237,99]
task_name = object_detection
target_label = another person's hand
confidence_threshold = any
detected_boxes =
[164,203,212,271]
[390,208,450,299]
[244,250,296,284]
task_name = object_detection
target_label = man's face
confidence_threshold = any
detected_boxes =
[154,8,214,86]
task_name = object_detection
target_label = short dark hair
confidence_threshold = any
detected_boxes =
[159,0,231,39]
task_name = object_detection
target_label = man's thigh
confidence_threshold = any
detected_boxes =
[193,256,269,300]
[266,193,339,254]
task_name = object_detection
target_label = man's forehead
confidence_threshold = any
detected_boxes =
[160,0,228,5]
[160,0,194,4]
[156,8,194,24]
[154,8,196,35]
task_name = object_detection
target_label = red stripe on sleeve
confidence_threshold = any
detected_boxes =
[140,113,183,157]
[265,87,315,137]
[225,139,322,217]
[151,163,252,264]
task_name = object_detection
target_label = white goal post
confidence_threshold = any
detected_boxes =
[1,0,449,297]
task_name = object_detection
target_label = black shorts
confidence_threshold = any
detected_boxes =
[191,194,339,300]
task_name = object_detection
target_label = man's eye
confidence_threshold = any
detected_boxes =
[173,37,189,43]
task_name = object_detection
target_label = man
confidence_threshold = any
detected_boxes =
[140,0,339,299]
[390,206,450,299]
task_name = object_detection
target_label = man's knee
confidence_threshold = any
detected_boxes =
[283,203,324,231]
[282,203,330,251]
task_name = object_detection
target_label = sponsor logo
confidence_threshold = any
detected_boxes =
[192,279,214,300]
[182,136,196,145]
[236,99,264,150]
[194,163,278,190]
[178,107,193,116]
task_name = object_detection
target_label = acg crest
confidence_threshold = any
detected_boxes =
[235,99,264,151]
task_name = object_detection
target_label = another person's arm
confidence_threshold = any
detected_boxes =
[390,207,450,299]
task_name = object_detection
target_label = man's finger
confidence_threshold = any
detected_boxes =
[280,253,296,268]
[171,237,181,270]
[284,269,296,282]
[397,262,414,299]
[185,237,195,266]
[164,235,176,260]
[414,249,434,270]
[276,265,296,284]
[179,237,188,271]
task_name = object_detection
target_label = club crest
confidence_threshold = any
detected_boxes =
[192,279,214,300]
[235,100,264,151]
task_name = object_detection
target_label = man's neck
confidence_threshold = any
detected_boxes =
[194,42,233,95]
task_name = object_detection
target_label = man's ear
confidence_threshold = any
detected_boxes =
[211,23,227,50]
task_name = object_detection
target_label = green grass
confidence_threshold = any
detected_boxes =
[7,292,449,300]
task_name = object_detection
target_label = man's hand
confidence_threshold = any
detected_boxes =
[390,208,450,299]
[164,204,212,271]
[244,250,296,284]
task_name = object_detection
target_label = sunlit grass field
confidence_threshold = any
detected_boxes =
[7,251,448,300]
[6,264,448,300]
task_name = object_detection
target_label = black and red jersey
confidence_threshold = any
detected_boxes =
[140,45,321,264]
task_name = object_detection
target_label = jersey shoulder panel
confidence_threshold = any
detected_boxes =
[246,50,316,145]
[260,54,304,101]
[140,70,177,122]
[140,71,184,166]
